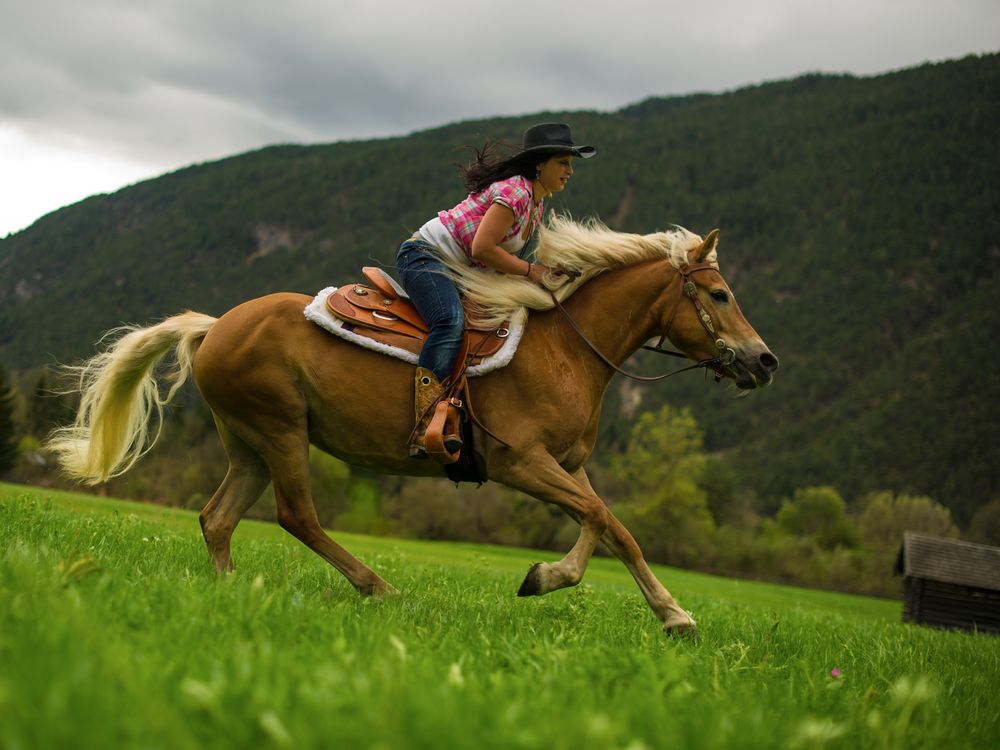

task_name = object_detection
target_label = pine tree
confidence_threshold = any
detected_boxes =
[0,364,19,475]
[28,368,68,438]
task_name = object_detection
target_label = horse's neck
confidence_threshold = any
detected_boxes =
[557,260,675,374]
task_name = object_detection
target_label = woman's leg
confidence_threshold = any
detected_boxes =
[396,240,464,382]
[396,240,465,455]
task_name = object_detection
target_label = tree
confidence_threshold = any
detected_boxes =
[0,365,19,475]
[855,491,959,591]
[858,491,959,547]
[776,486,858,550]
[28,368,69,439]
[609,405,715,567]
[699,457,745,525]
[965,499,1000,546]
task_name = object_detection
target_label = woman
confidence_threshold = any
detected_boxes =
[396,122,597,455]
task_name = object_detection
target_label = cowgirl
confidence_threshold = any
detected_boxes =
[396,122,597,454]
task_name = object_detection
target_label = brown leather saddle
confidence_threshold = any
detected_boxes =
[325,267,511,366]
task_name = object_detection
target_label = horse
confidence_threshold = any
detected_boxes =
[47,216,778,635]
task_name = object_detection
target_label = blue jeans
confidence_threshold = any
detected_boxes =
[396,239,464,382]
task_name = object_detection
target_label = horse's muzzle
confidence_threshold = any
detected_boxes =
[731,348,779,389]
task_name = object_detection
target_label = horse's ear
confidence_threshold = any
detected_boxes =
[696,229,720,262]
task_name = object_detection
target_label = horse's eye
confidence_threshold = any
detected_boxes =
[710,290,729,303]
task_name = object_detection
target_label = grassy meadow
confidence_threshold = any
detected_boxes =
[1,481,998,750]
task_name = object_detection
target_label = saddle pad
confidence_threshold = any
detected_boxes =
[304,287,527,377]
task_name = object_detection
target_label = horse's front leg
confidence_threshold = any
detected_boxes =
[493,450,609,596]
[572,468,697,636]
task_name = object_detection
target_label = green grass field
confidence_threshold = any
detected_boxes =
[2,481,998,750]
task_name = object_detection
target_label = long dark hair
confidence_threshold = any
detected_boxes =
[457,139,541,194]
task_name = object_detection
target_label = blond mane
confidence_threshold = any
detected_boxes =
[437,214,714,328]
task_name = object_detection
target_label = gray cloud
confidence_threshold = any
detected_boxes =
[1,0,997,167]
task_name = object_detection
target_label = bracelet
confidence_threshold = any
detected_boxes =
[525,261,532,277]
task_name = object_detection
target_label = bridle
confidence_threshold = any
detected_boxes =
[548,261,738,383]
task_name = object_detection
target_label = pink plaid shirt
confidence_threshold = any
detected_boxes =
[438,176,543,261]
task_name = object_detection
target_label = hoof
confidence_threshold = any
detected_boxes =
[379,582,400,596]
[360,581,400,600]
[374,584,400,603]
[663,616,698,638]
[517,563,545,597]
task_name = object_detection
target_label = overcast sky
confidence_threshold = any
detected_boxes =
[1,0,996,237]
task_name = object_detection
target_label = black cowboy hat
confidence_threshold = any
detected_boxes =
[520,122,596,159]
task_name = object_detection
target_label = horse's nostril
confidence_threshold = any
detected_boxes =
[759,351,779,371]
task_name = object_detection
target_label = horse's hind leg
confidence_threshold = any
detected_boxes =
[199,421,270,573]
[264,428,397,598]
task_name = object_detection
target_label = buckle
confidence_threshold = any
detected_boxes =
[448,396,463,408]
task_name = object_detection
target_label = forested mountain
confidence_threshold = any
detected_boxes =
[1,53,997,523]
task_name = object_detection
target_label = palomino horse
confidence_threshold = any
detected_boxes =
[48,217,777,635]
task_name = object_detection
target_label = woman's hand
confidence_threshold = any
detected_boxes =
[526,262,576,286]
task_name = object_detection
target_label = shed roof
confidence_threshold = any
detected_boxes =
[894,533,1000,592]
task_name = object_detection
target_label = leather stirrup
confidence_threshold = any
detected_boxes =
[425,399,463,465]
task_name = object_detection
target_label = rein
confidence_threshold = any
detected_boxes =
[547,262,737,383]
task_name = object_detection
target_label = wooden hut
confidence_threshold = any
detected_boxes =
[894,532,1000,635]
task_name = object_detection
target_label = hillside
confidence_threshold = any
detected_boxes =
[1,53,998,521]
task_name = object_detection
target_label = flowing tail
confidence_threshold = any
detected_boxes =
[46,311,218,485]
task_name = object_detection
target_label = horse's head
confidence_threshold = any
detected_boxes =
[662,230,778,390]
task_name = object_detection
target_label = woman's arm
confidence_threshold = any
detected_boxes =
[469,203,552,284]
